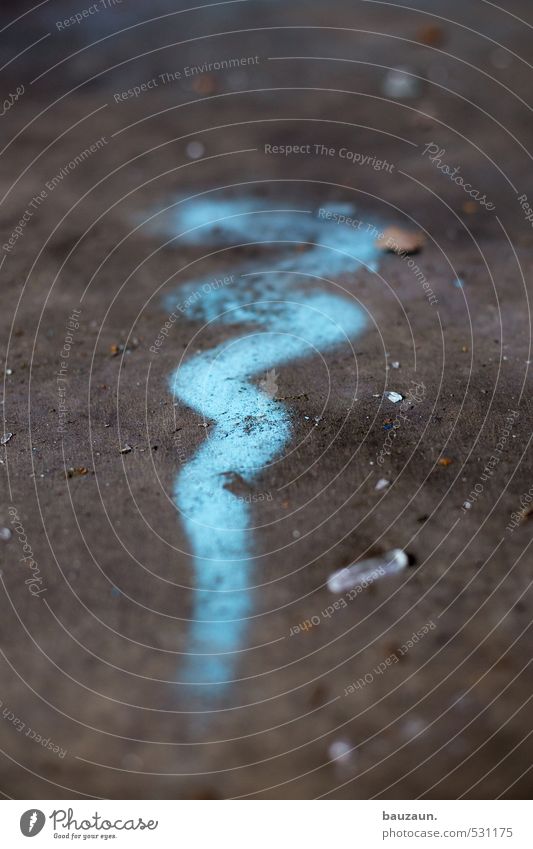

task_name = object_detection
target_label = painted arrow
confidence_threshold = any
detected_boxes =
[161,198,381,696]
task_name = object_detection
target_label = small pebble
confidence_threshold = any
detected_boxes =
[375,478,390,491]
[191,74,216,95]
[66,467,89,478]
[416,24,445,47]
[391,361,400,369]
[1,433,13,445]
[382,67,422,100]
[186,140,205,160]
[0,528,12,541]
[120,444,133,454]
[328,549,408,593]
[402,716,427,739]
[328,739,354,764]
[463,501,471,510]
[376,226,425,255]
[437,457,453,467]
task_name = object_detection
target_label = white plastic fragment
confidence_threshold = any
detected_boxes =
[385,390,403,403]
[0,528,11,541]
[1,432,13,445]
[328,548,408,594]
[375,478,390,491]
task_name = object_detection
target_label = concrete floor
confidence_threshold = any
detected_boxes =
[0,0,533,799]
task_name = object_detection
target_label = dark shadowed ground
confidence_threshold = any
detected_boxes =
[1,0,533,799]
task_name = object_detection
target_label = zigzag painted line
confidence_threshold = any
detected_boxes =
[162,198,380,695]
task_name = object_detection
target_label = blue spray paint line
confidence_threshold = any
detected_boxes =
[163,198,381,693]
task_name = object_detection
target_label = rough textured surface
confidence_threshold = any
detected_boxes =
[0,0,532,799]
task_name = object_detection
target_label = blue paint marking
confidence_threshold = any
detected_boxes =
[161,198,381,695]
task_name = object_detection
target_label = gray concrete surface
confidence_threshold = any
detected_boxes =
[0,0,532,799]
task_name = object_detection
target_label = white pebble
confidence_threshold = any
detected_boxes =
[382,67,422,100]
[402,716,427,739]
[186,140,205,160]
[328,739,354,764]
